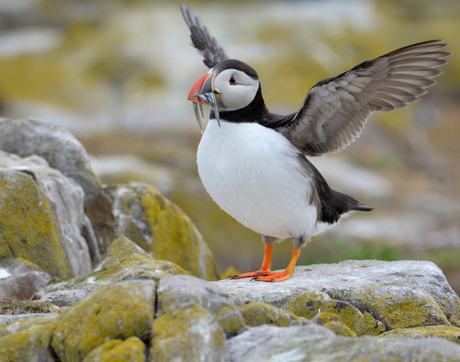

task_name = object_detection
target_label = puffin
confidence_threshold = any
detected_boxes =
[180,3,450,282]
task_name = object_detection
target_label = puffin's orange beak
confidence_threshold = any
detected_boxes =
[187,71,221,131]
[188,71,217,104]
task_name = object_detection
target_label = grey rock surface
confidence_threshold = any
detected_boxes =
[0,258,51,299]
[39,289,93,308]
[0,118,102,205]
[223,324,460,362]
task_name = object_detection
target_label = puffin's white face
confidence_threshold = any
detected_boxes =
[214,69,259,112]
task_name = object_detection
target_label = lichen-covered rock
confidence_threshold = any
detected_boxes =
[285,292,385,336]
[105,183,220,281]
[0,257,51,299]
[152,304,225,362]
[216,260,460,334]
[0,150,97,277]
[223,324,460,362]
[0,118,114,254]
[0,160,74,279]
[0,319,57,362]
[380,325,460,344]
[334,284,451,330]
[237,301,306,327]
[151,275,246,361]
[35,236,188,306]
[308,312,357,337]
[51,280,154,362]
[82,336,146,362]
[0,314,57,338]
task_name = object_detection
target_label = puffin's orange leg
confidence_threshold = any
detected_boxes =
[253,248,301,282]
[228,244,273,279]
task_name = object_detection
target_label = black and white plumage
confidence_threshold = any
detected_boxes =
[181,4,450,282]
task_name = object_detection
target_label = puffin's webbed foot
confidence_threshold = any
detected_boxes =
[228,270,271,280]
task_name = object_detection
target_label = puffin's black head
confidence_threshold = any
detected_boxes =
[188,59,261,112]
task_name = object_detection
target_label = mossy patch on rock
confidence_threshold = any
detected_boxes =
[0,298,60,315]
[106,183,220,281]
[35,236,188,301]
[237,301,306,327]
[0,319,57,361]
[51,280,155,362]
[0,168,74,279]
[380,325,460,344]
[83,336,146,362]
[285,292,385,336]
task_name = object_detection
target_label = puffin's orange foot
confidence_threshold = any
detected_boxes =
[228,270,271,279]
[252,271,293,282]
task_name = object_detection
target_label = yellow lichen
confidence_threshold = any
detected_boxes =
[238,301,306,327]
[286,292,385,336]
[83,337,146,362]
[311,313,357,337]
[379,325,460,344]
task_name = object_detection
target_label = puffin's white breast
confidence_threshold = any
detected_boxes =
[197,119,318,239]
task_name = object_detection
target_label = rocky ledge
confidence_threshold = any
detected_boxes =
[2,260,460,361]
[1,118,460,361]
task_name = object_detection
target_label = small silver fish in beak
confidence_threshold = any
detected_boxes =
[188,71,221,132]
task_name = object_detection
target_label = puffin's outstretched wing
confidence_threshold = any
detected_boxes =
[278,40,450,156]
[181,3,229,69]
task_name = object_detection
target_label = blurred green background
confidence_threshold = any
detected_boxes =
[1,0,459,290]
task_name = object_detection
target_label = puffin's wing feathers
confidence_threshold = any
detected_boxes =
[181,3,229,69]
[279,40,450,156]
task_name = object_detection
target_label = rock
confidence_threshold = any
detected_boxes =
[237,301,305,327]
[106,183,221,281]
[39,289,93,308]
[0,257,51,299]
[0,118,101,205]
[285,292,385,336]
[0,319,57,362]
[0,118,114,253]
[0,150,96,277]
[82,336,146,362]
[223,324,460,362]
[216,260,460,333]
[35,236,188,306]
[51,280,154,362]
[0,156,74,279]
[308,312,357,337]
[0,313,57,338]
[380,325,460,344]
[223,324,336,361]
[151,275,246,361]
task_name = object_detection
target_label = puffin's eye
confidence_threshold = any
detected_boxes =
[229,76,237,85]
